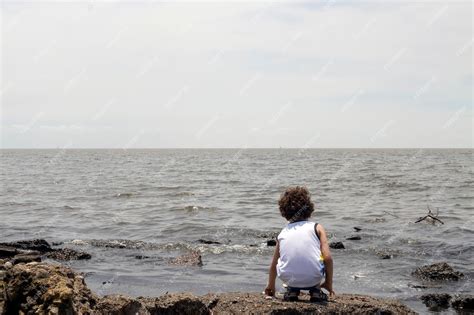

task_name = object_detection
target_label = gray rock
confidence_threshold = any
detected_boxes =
[412,262,464,281]
[45,248,91,261]
[329,242,345,249]
[266,240,277,246]
[0,246,18,258]
[0,239,52,253]
[451,294,474,312]
[420,293,451,311]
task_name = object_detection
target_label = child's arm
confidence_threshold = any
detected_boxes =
[317,224,335,297]
[264,242,280,296]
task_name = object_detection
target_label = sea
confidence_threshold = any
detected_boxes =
[1,149,472,313]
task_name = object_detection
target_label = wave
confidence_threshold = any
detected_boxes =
[65,238,272,255]
[115,192,135,198]
[181,205,217,212]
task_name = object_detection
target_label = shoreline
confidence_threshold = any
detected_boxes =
[1,262,417,314]
[1,240,472,313]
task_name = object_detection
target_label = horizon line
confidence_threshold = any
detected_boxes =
[0,147,472,150]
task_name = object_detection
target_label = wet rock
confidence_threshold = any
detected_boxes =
[376,251,393,259]
[0,240,92,262]
[329,242,345,249]
[266,239,277,246]
[412,262,464,281]
[197,239,221,245]
[420,293,451,311]
[0,239,53,253]
[0,246,18,258]
[451,294,474,312]
[169,251,203,266]
[346,235,361,241]
[12,254,42,264]
[45,248,92,261]
[257,231,279,239]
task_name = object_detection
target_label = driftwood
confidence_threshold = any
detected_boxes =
[415,206,444,225]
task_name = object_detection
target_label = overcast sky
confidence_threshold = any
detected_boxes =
[1,1,472,148]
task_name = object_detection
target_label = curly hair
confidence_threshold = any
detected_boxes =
[278,186,314,222]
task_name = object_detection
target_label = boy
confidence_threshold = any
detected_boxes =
[264,186,335,301]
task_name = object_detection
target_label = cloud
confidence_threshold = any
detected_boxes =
[1,1,472,148]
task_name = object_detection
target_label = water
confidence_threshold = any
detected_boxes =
[1,149,472,313]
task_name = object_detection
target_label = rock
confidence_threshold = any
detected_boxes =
[420,293,451,311]
[0,240,91,262]
[266,240,277,246]
[451,294,474,312]
[197,239,221,245]
[376,251,393,259]
[353,227,362,232]
[169,251,203,266]
[12,254,42,264]
[257,232,279,239]
[45,248,92,261]
[201,292,416,314]
[0,246,18,258]
[140,293,209,314]
[0,239,53,253]
[0,262,417,314]
[4,262,12,269]
[90,239,147,249]
[346,236,361,241]
[96,295,149,314]
[329,242,345,249]
[412,262,464,281]
[2,262,97,314]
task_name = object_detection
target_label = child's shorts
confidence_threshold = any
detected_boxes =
[283,285,327,302]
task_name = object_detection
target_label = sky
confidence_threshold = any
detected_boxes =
[1,1,472,148]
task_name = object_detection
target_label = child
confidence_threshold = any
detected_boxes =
[264,186,335,301]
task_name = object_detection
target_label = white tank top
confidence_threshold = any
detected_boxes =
[277,220,325,288]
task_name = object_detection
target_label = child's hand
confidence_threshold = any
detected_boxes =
[264,284,276,296]
[322,282,335,298]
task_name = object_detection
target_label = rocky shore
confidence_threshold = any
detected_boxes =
[1,239,472,314]
[0,262,416,314]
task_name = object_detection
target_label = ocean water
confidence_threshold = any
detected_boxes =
[1,149,472,313]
